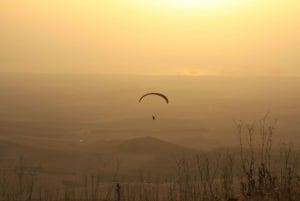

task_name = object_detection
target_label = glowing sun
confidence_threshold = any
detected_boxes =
[168,0,222,6]
[135,0,239,12]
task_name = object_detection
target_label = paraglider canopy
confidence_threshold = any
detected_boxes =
[139,92,169,104]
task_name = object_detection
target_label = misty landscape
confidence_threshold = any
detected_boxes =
[1,0,300,200]
[0,73,300,200]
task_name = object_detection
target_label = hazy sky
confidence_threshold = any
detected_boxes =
[1,0,299,76]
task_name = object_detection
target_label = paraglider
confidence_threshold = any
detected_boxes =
[139,92,169,104]
[139,92,169,120]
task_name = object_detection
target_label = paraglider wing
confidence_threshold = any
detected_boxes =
[139,92,169,104]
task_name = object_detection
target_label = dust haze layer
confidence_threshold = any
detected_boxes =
[0,73,299,147]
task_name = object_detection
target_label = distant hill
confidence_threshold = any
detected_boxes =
[118,136,196,155]
[112,136,199,180]
[0,136,199,182]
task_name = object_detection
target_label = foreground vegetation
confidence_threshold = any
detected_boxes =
[1,116,300,201]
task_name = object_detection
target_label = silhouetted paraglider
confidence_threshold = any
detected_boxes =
[139,92,168,120]
[139,92,169,104]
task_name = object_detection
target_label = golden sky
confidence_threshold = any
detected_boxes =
[1,0,299,76]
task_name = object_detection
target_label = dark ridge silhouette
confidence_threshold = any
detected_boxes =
[117,136,196,155]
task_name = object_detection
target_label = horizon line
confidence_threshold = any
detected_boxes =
[0,71,299,78]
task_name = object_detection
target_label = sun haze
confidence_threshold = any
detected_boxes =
[1,0,299,76]
[134,0,240,11]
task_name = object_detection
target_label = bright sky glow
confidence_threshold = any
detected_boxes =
[1,0,300,76]
[132,0,243,14]
[139,0,237,7]
[164,0,223,6]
